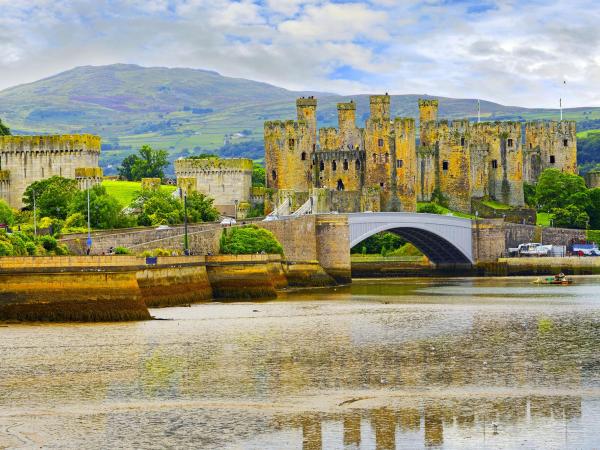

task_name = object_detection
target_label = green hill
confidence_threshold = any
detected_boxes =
[2,63,600,175]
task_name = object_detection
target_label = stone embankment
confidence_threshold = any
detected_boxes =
[479,256,600,276]
[0,254,334,323]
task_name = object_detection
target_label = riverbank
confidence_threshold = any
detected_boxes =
[0,254,337,322]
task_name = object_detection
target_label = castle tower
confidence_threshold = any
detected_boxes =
[394,118,417,212]
[473,122,524,207]
[524,121,577,183]
[264,97,317,193]
[418,99,439,147]
[0,135,101,209]
[435,120,472,212]
[370,94,391,121]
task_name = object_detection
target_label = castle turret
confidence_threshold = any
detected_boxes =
[418,99,439,147]
[524,120,577,183]
[369,94,391,122]
[296,97,318,143]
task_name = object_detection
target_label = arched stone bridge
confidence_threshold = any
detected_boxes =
[347,212,474,264]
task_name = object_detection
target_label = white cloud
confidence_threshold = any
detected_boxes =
[0,0,598,107]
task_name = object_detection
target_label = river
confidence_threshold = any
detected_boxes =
[1,277,599,449]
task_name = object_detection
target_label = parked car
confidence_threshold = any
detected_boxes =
[220,217,236,226]
[509,242,554,257]
[571,243,600,256]
[156,224,171,231]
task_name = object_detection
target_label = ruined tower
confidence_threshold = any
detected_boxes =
[416,99,439,202]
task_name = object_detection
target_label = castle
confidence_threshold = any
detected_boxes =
[0,135,103,209]
[264,95,577,214]
[174,157,253,217]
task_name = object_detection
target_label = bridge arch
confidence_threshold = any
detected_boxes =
[347,212,474,265]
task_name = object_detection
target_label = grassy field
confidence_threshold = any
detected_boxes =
[481,199,511,210]
[417,202,476,219]
[577,129,600,138]
[536,212,552,227]
[102,180,176,207]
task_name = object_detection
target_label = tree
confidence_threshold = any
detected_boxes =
[0,200,14,226]
[68,185,125,229]
[23,176,79,219]
[252,163,265,187]
[350,231,405,254]
[117,145,170,181]
[535,169,588,211]
[219,225,283,255]
[0,118,10,135]
[186,192,219,223]
[132,190,183,226]
[587,188,600,229]
[551,205,589,229]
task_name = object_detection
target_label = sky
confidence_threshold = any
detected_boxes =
[0,0,599,107]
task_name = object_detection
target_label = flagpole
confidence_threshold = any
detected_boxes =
[477,99,481,123]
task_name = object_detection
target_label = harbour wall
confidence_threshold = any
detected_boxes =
[0,254,297,322]
[479,256,600,276]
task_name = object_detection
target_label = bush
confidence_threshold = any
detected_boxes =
[8,233,28,256]
[219,225,283,255]
[418,203,443,214]
[0,240,13,256]
[587,229,600,244]
[551,205,589,229]
[0,199,14,226]
[139,248,174,257]
[25,241,38,256]
[54,243,70,256]
[114,246,131,255]
[431,188,449,208]
[40,235,58,251]
[64,212,86,228]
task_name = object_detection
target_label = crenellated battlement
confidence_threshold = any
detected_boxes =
[0,134,101,153]
[175,158,253,172]
[525,120,577,136]
[337,102,356,110]
[75,167,103,178]
[296,97,317,108]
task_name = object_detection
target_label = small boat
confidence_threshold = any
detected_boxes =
[533,273,573,285]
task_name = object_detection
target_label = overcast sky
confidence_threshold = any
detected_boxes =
[1,0,599,107]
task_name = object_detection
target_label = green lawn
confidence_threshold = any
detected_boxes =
[536,212,552,227]
[481,199,511,210]
[577,129,600,138]
[417,202,476,219]
[102,180,176,207]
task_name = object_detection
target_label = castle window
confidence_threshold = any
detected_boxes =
[550,155,556,164]
[313,144,316,151]
[461,137,465,147]
[378,138,384,147]
[396,159,404,168]
[301,152,307,161]
[356,159,361,170]
[332,160,337,171]
[380,182,385,188]
[563,139,568,147]
[337,179,345,191]
[319,160,324,171]
[272,170,277,180]
[491,159,498,169]
[442,160,449,171]
[343,159,349,170]
[288,138,295,148]
[508,138,513,147]
[529,143,533,149]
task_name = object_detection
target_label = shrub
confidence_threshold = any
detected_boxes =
[431,188,449,208]
[25,241,38,256]
[219,225,283,255]
[54,243,70,256]
[8,233,28,256]
[64,212,86,228]
[114,246,131,255]
[139,248,174,257]
[40,235,58,251]
[0,199,14,226]
[0,239,13,256]
[586,229,600,244]
[418,203,443,214]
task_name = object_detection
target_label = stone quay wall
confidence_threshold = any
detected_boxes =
[0,254,290,322]
[482,256,600,276]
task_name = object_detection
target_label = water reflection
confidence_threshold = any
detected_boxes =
[0,277,599,448]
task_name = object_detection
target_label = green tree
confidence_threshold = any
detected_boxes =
[186,192,219,223]
[350,231,405,254]
[0,200,14,226]
[118,146,170,181]
[252,163,265,187]
[23,176,79,219]
[68,185,125,229]
[523,182,537,207]
[0,117,10,136]
[536,169,588,211]
[551,205,589,229]
[219,225,283,255]
[587,188,600,229]
[133,190,183,226]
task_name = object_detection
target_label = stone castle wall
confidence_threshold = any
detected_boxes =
[174,157,252,213]
[0,135,102,208]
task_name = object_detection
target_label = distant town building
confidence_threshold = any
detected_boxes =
[0,134,102,208]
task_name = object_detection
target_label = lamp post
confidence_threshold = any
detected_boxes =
[234,199,238,220]
[32,188,37,237]
[86,182,92,254]
[183,190,189,255]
